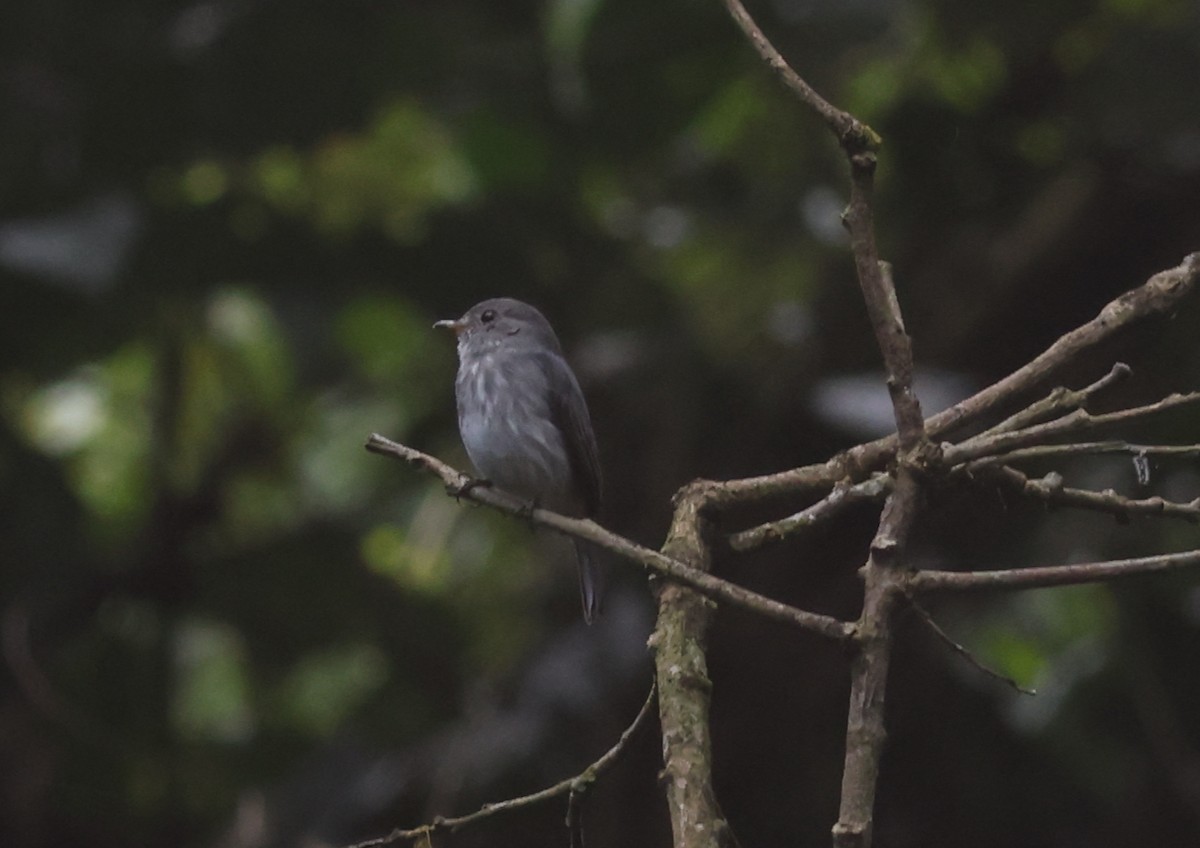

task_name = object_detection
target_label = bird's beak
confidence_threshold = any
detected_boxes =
[433,317,467,335]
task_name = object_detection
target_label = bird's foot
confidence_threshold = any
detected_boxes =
[516,496,541,527]
[448,476,492,501]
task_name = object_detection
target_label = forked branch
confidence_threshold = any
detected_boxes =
[700,253,1200,510]
[344,683,658,848]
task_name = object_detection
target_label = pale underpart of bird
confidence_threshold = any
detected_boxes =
[435,297,604,623]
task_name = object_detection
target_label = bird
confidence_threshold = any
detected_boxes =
[435,298,604,623]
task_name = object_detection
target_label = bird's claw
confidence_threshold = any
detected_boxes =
[516,497,540,523]
[448,476,492,501]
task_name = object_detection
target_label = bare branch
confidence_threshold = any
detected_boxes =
[566,786,584,848]
[842,254,925,450]
[874,262,927,448]
[719,0,879,152]
[699,254,1200,509]
[345,683,658,848]
[975,361,1132,438]
[833,470,922,848]
[961,465,1200,523]
[909,549,1200,593]
[720,6,931,847]
[715,6,1197,848]
[926,254,1200,441]
[784,24,928,844]
[967,440,1200,466]
[945,391,1200,466]
[652,492,738,848]
[727,474,893,553]
[365,435,855,641]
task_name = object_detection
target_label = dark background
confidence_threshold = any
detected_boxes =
[2,0,1200,846]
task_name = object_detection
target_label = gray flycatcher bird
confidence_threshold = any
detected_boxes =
[435,298,604,623]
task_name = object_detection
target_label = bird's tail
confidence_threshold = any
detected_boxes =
[573,539,605,624]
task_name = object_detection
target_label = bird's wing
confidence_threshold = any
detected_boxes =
[541,351,602,516]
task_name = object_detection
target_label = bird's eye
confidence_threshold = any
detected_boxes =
[480,309,497,323]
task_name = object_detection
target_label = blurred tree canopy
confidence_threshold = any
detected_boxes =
[1,0,1199,846]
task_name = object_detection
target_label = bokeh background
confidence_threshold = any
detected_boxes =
[3,0,1200,846]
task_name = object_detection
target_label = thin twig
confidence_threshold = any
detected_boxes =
[727,474,893,553]
[908,549,1200,593]
[719,0,879,152]
[925,255,1200,442]
[365,435,855,641]
[567,785,585,848]
[698,254,1200,509]
[974,362,1132,439]
[345,682,659,848]
[967,440,1200,466]
[903,596,1035,695]
[870,262,927,449]
[962,465,1200,523]
[944,391,1200,466]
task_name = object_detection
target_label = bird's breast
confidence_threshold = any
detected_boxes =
[455,351,576,511]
